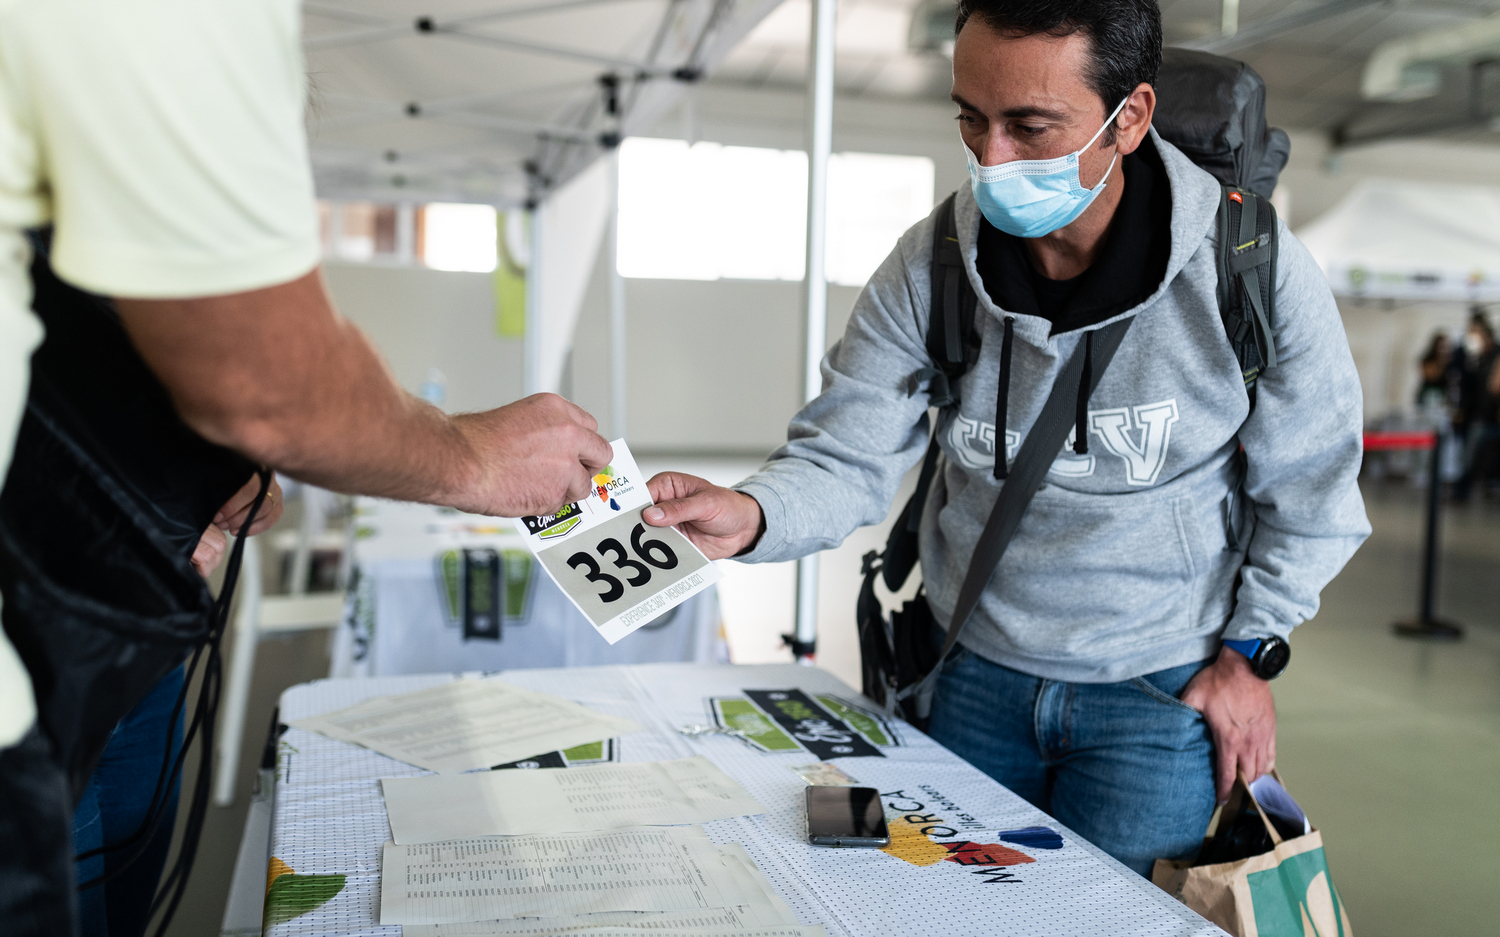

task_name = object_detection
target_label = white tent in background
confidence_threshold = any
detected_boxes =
[1298,178,1500,302]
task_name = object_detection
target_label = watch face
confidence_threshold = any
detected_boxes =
[1257,639,1291,679]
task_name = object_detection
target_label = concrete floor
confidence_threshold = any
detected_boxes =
[158,476,1499,937]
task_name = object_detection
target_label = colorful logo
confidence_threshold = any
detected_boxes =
[522,502,584,540]
[593,464,625,511]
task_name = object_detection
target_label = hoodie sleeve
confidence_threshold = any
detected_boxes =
[1224,221,1371,643]
[732,216,940,563]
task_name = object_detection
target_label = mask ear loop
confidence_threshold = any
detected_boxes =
[1082,95,1132,153]
[1077,95,1131,191]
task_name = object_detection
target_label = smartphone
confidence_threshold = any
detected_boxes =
[805,786,890,848]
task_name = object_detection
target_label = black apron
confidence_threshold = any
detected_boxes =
[0,231,259,935]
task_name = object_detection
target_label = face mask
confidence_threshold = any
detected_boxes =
[965,96,1130,239]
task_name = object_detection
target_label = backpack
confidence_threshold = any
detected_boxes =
[857,50,1287,720]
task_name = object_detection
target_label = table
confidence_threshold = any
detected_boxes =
[328,499,726,677]
[263,664,1223,937]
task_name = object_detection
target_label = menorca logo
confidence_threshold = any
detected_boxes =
[1087,399,1180,486]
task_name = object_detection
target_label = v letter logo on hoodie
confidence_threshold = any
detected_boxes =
[1087,399,1180,486]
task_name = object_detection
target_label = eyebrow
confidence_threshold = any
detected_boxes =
[950,93,1069,122]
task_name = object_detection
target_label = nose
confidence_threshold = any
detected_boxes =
[973,130,1014,168]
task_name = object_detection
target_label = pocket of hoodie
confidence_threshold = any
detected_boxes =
[981,490,1209,657]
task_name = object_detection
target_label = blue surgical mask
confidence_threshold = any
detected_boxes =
[965,96,1130,239]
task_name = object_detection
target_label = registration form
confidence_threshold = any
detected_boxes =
[402,845,812,934]
[381,756,764,843]
[286,678,640,773]
[379,827,742,925]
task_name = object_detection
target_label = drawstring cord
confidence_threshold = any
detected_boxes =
[994,316,1014,480]
[1074,330,1093,454]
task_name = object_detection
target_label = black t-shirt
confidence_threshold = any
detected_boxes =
[975,136,1173,334]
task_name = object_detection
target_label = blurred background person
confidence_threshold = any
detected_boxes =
[1454,311,1500,502]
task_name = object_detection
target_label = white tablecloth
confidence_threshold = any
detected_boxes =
[328,499,727,676]
[265,664,1223,937]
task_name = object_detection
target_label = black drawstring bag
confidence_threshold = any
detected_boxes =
[0,230,261,935]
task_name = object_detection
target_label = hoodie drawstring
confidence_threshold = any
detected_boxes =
[994,316,1014,480]
[1074,330,1092,454]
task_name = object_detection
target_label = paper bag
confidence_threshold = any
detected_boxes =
[1152,772,1353,937]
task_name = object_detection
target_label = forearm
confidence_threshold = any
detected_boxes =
[117,269,479,507]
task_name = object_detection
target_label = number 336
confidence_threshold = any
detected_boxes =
[566,524,679,603]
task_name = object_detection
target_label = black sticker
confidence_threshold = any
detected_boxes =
[744,689,883,759]
[491,751,566,770]
[463,548,502,641]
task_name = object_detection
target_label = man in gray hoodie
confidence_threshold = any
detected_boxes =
[644,0,1368,875]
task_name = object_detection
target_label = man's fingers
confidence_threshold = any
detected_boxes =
[1214,742,1236,802]
[643,496,704,529]
[578,432,614,473]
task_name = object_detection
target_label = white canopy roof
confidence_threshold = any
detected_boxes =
[304,0,781,207]
[1298,177,1500,302]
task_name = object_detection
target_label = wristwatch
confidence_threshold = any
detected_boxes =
[1222,636,1291,680]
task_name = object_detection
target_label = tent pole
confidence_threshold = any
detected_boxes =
[609,150,627,438]
[791,0,835,665]
[524,205,543,397]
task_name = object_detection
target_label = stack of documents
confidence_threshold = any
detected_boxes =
[381,756,765,843]
[287,679,641,773]
[381,827,820,935]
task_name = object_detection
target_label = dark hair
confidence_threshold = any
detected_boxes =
[955,0,1162,141]
[1470,308,1496,343]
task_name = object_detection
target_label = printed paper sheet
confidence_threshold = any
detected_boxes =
[381,756,764,844]
[286,678,640,773]
[379,827,737,925]
[402,845,808,935]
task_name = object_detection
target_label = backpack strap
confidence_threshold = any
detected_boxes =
[1216,186,1279,411]
[883,192,980,591]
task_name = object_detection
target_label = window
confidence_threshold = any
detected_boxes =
[616,137,934,286]
[422,203,498,273]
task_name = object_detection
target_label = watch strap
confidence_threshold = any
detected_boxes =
[1222,637,1263,661]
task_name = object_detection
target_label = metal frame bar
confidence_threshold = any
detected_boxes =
[1178,0,1385,54]
[793,0,836,664]
[305,0,648,52]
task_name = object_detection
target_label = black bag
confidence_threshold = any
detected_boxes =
[0,231,265,934]
[858,50,1286,726]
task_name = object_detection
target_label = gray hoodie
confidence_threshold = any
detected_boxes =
[735,131,1370,683]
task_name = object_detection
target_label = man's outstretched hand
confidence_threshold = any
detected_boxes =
[642,473,764,560]
[1181,646,1277,802]
[451,393,614,518]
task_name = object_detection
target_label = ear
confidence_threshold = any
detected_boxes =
[1112,83,1156,156]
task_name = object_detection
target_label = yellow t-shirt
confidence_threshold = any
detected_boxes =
[0,0,322,745]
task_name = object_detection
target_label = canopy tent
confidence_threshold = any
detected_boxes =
[303,0,785,403]
[1298,178,1500,302]
[303,0,782,207]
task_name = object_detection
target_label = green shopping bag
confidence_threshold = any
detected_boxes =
[1153,771,1353,937]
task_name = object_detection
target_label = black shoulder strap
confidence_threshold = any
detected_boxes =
[1216,186,1279,410]
[883,192,979,591]
[924,192,980,382]
[896,314,1136,720]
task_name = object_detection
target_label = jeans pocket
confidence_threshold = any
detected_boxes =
[1130,676,1204,717]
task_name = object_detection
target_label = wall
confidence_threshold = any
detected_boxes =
[1277,133,1500,420]
[321,261,524,413]
[570,86,959,453]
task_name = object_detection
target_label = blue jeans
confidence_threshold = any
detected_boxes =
[928,647,1216,877]
[73,665,185,937]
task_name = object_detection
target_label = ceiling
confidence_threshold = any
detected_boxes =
[303,0,1500,206]
[709,0,1500,145]
[303,0,780,206]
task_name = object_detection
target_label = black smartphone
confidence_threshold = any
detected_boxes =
[805,786,890,848]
